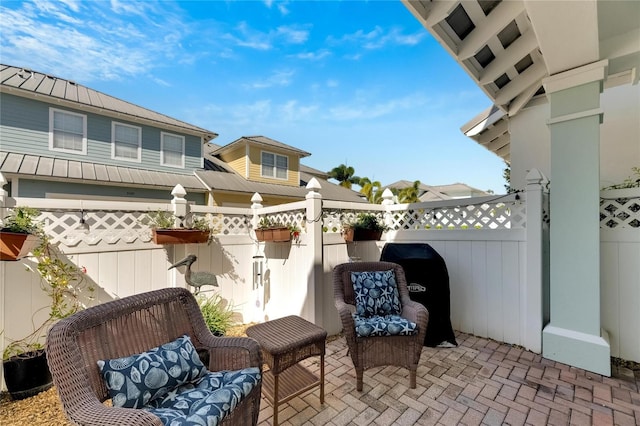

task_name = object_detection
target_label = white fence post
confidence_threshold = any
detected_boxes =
[382,188,395,236]
[171,184,189,227]
[305,178,323,325]
[251,192,263,232]
[524,168,549,352]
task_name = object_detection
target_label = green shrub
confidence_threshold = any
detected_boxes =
[197,294,234,336]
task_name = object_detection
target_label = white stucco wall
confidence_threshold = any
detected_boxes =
[509,82,640,190]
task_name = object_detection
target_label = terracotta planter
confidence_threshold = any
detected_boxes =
[152,229,210,245]
[255,227,291,242]
[0,232,41,261]
[342,228,383,242]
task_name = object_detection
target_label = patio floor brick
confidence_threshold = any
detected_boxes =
[257,331,640,425]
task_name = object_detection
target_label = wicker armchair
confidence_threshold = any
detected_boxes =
[333,261,429,391]
[46,287,262,426]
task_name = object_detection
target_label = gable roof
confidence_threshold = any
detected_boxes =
[0,151,207,191]
[0,64,217,141]
[212,136,311,158]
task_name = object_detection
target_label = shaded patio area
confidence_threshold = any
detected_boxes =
[260,332,640,425]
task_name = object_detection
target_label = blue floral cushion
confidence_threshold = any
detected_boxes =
[353,314,418,337]
[351,270,402,317]
[144,367,261,425]
[97,334,207,408]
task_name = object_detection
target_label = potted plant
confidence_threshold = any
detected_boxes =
[143,210,214,245]
[2,234,93,400]
[254,217,298,242]
[0,206,43,261]
[342,212,389,242]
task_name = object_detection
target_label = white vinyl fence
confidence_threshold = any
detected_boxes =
[1,170,639,390]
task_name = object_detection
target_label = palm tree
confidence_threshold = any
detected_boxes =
[328,164,360,189]
[397,180,421,203]
[359,177,383,204]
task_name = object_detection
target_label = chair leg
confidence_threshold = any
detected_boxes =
[356,369,363,391]
[410,366,417,389]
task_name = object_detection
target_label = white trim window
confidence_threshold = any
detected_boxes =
[161,132,185,168]
[261,151,288,179]
[49,108,87,154]
[112,122,141,162]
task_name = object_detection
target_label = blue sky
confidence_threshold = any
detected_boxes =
[0,0,507,193]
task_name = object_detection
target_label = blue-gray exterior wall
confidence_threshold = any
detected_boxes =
[16,178,206,204]
[0,93,203,172]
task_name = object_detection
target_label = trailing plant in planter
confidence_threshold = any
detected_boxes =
[2,232,94,400]
[342,212,389,242]
[0,206,43,261]
[142,210,215,245]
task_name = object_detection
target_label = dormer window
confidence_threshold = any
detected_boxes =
[49,108,87,155]
[161,132,185,168]
[261,151,288,179]
[112,122,141,162]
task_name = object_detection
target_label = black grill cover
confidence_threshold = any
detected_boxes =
[381,243,457,347]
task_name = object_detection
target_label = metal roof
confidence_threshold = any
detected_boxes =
[0,151,207,191]
[0,64,218,141]
[195,168,365,203]
[212,136,311,158]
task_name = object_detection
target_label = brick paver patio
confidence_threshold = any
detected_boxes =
[257,332,640,425]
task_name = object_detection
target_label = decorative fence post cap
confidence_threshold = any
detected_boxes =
[251,192,263,203]
[171,184,187,198]
[306,177,321,191]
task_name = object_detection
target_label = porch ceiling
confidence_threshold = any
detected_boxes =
[403,0,640,162]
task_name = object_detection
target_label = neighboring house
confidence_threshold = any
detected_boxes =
[386,180,489,201]
[403,0,640,375]
[0,64,365,206]
[199,138,366,206]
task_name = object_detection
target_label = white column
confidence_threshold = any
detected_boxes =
[542,60,611,376]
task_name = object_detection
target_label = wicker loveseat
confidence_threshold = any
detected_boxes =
[46,287,262,425]
[333,261,429,391]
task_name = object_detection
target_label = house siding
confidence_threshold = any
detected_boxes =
[0,93,202,173]
[16,178,206,203]
[248,145,299,186]
[220,145,247,177]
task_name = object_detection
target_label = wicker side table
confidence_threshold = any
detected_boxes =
[246,315,327,426]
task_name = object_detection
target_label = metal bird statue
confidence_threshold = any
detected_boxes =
[169,254,218,295]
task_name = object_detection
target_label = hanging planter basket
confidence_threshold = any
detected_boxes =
[342,228,383,242]
[152,229,210,245]
[0,232,41,261]
[255,227,291,242]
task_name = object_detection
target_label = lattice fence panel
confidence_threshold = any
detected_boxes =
[39,210,152,246]
[257,210,306,232]
[322,209,385,233]
[600,197,640,228]
[204,213,251,235]
[391,201,525,230]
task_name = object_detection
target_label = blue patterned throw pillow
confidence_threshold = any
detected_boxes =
[351,270,402,317]
[97,334,207,409]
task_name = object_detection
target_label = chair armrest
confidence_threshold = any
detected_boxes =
[197,335,263,372]
[335,299,357,344]
[66,399,163,426]
[401,300,429,326]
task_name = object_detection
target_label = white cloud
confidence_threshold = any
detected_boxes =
[243,70,295,90]
[294,49,331,61]
[330,25,427,50]
[327,93,428,121]
[0,1,194,83]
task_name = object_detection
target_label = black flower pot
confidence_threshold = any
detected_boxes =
[3,349,53,400]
